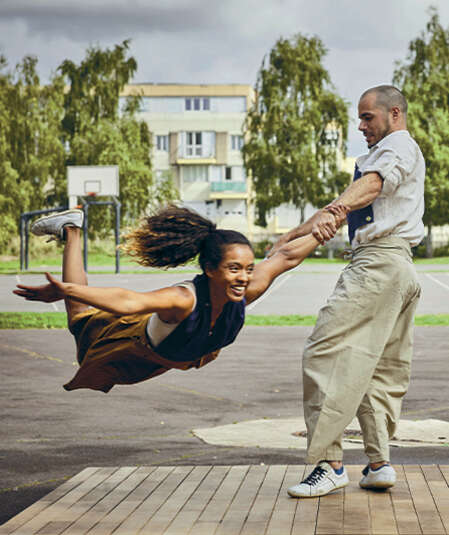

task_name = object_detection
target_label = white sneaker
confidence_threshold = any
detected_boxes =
[31,209,84,240]
[287,462,349,498]
[359,464,396,489]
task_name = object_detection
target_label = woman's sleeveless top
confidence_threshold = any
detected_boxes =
[150,273,245,362]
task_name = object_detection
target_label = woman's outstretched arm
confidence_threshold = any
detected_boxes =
[244,234,320,305]
[14,273,195,322]
[245,205,347,305]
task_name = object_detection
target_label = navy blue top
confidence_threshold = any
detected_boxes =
[347,164,374,243]
[152,273,246,362]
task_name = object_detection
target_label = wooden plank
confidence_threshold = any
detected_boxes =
[291,465,319,535]
[163,466,229,535]
[2,467,118,535]
[0,468,100,535]
[390,465,422,535]
[134,466,211,535]
[404,465,445,535]
[368,485,398,535]
[58,466,138,534]
[240,465,287,535]
[315,484,344,535]
[83,466,162,535]
[265,465,303,535]
[2,465,449,535]
[191,465,249,535]
[112,466,194,535]
[59,467,156,535]
[343,465,370,535]
[422,466,449,534]
[439,465,449,486]
[215,465,268,535]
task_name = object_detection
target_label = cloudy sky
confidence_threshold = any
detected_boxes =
[1,0,448,156]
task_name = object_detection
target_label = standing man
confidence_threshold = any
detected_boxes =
[285,85,425,497]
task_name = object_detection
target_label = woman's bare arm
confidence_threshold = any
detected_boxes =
[245,233,319,305]
[14,272,195,322]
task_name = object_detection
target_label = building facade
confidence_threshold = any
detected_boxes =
[120,83,261,238]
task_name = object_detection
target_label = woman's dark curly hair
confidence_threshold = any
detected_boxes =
[123,205,253,271]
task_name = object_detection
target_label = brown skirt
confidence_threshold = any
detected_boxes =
[64,308,220,393]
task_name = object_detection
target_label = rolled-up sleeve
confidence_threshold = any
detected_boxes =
[361,144,414,196]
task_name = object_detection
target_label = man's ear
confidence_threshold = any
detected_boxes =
[391,106,400,120]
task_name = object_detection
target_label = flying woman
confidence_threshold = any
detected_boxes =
[14,205,344,393]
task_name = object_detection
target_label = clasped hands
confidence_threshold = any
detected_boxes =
[312,203,349,245]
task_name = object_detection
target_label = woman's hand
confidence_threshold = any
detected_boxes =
[13,272,68,303]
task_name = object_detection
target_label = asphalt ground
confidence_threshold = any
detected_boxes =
[2,262,449,315]
[1,264,449,524]
[1,324,449,524]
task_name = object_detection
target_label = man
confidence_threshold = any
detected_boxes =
[279,85,425,497]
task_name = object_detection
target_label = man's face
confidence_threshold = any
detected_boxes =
[358,93,392,148]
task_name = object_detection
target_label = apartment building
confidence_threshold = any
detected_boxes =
[120,83,353,242]
[120,83,258,238]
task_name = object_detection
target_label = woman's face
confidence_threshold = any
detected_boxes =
[206,244,255,302]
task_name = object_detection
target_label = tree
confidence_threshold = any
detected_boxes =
[393,8,449,257]
[242,34,350,227]
[58,41,177,235]
[0,55,64,251]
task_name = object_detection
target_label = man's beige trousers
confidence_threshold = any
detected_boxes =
[303,236,421,464]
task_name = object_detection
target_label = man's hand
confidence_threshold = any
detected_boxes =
[13,272,67,303]
[312,204,349,244]
[312,211,339,244]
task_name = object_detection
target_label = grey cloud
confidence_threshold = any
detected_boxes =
[0,0,223,41]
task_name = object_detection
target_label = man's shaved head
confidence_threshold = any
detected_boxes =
[360,85,408,115]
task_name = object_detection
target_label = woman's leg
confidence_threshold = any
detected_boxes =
[62,226,89,327]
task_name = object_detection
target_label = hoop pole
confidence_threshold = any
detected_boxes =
[82,201,89,272]
[113,197,121,274]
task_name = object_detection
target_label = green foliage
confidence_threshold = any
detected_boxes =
[0,55,64,251]
[393,8,449,254]
[242,34,350,226]
[0,40,178,247]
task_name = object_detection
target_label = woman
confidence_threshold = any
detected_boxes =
[14,205,343,393]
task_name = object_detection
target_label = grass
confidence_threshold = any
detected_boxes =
[2,312,449,329]
[3,254,449,275]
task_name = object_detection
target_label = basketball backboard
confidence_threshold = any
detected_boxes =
[67,165,119,198]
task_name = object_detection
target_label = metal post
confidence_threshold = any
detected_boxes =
[114,197,121,274]
[20,216,25,271]
[25,219,30,270]
[82,201,89,273]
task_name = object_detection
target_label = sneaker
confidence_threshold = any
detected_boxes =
[359,464,396,489]
[31,209,84,241]
[287,461,349,498]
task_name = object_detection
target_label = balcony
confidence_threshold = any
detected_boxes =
[210,181,247,200]
[211,182,246,193]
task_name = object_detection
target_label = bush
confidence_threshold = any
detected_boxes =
[252,239,273,259]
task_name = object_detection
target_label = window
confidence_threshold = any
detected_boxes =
[182,165,208,183]
[231,135,244,151]
[186,132,202,156]
[225,166,232,180]
[156,135,169,152]
[185,97,210,111]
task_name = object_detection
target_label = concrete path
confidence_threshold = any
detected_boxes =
[3,263,449,314]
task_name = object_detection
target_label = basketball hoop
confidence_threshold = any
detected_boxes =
[87,191,97,198]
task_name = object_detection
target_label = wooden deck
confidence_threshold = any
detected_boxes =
[1,465,448,534]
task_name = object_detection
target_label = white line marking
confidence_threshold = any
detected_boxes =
[425,273,449,292]
[51,302,58,311]
[246,272,293,311]
[16,275,21,284]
